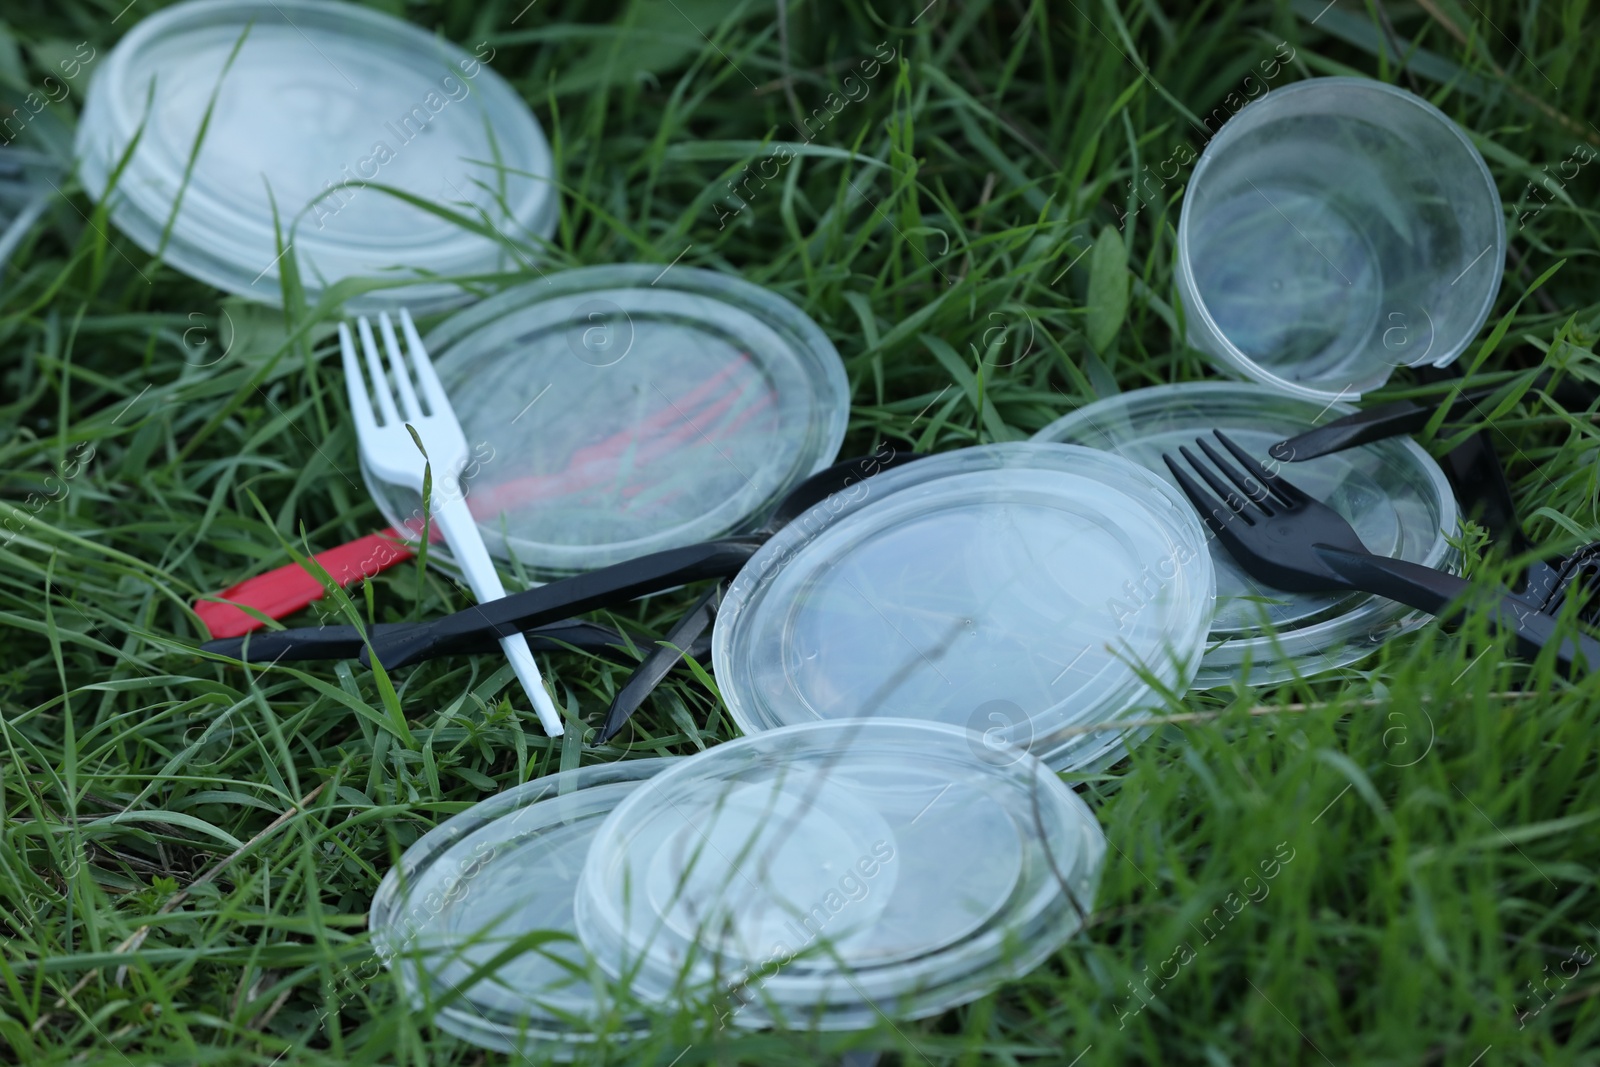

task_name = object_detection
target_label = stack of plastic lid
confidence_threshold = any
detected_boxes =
[371,721,1107,1055]
[76,0,557,312]
[365,265,851,577]
[369,760,670,1056]
[1035,382,1459,687]
[711,443,1216,771]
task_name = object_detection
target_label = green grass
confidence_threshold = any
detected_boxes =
[3,0,1600,1063]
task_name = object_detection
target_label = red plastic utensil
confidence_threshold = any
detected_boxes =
[194,525,437,639]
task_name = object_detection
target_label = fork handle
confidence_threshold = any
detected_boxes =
[199,619,632,664]
[362,536,764,671]
[1313,546,1600,675]
[430,485,511,604]
[429,485,565,736]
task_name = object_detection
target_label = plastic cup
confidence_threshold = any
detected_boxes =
[1176,77,1504,402]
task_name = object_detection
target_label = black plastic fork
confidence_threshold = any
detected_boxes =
[1268,363,1600,623]
[1163,431,1600,675]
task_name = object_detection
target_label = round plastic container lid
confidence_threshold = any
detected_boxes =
[76,0,557,312]
[712,442,1216,772]
[573,720,1107,1030]
[369,759,673,1059]
[1034,381,1459,686]
[365,265,850,576]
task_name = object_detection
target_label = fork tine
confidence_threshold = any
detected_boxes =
[1177,444,1264,526]
[1162,452,1234,538]
[397,309,447,419]
[1194,436,1276,516]
[377,312,424,422]
[1212,430,1307,503]
[355,317,401,426]
[338,323,380,435]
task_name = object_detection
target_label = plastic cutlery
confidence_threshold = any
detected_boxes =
[193,366,774,638]
[199,448,921,667]
[341,309,564,736]
[1164,430,1600,675]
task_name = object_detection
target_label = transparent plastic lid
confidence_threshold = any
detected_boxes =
[573,720,1106,1030]
[369,759,673,1059]
[712,443,1216,771]
[76,0,557,312]
[365,265,850,576]
[1034,381,1459,686]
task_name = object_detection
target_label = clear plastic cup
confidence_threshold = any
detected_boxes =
[1176,77,1505,402]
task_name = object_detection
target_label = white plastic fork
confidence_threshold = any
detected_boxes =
[339,309,564,737]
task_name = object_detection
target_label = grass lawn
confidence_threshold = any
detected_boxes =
[2,0,1599,1063]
